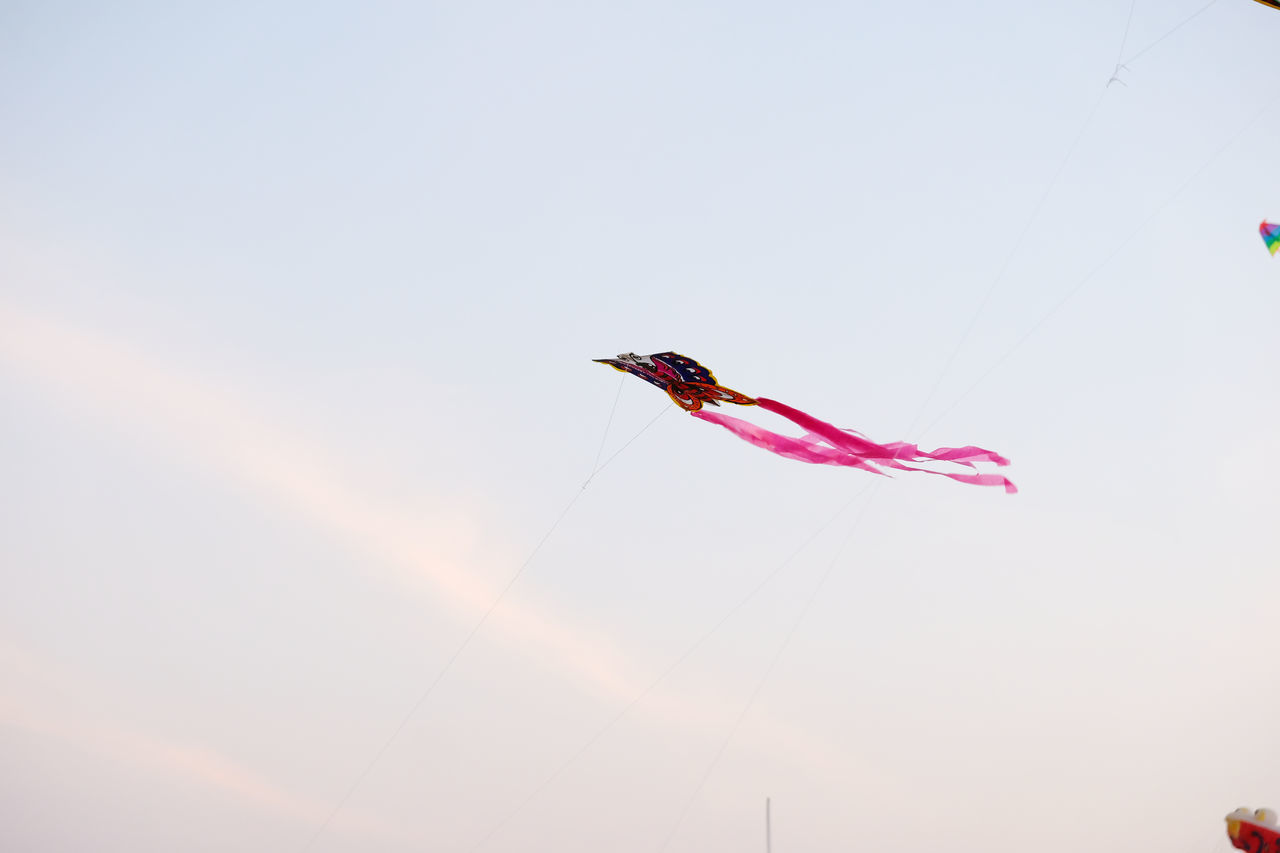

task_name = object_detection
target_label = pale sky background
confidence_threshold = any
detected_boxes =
[2,2,1279,851]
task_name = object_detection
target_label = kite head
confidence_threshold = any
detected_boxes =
[593,351,757,412]
[593,352,681,391]
[599,352,656,368]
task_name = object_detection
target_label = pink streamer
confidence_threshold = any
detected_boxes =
[692,397,1017,494]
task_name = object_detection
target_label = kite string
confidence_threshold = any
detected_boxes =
[1116,0,1138,62]
[904,86,1109,438]
[466,483,872,851]
[587,375,626,484]
[490,83,1091,839]
[648,90,1109,842]
[1110,0,1138,82]
[301,490,587,853]
[918,10,1271,443]
[913,0,1242,437]
[652,70,1110,851]
[301,400,670,852]
[1120,0,1223,68]
[582,403,671,490]
[656,22,1126,838]
[657,486,879,851]
[920,90,1280,441]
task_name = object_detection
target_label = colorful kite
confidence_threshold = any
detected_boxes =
[1226,808,1280,853]
[1260,221,1280,256]
[1251,0,1280,10]
[594,352,1016,493]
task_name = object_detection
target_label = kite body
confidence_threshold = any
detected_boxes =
[1261,221,1280,256]
[593,352,757,412]
[595,351,1016,493]
[1227,808,1280,853]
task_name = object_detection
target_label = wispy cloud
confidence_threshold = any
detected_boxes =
[0,303,841,769]
[0,639,408,841]
[0,306,653,705]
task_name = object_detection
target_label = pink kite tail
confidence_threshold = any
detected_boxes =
[691,409,888,475]
[874,458,1019,492]
[696,397,1016,493]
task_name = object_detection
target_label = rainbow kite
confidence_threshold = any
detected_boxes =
[1261,221,1280,256]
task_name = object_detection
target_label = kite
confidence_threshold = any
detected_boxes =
[594,352,1016,493]
[1261,221,1280,256]
[1227,808,1280,853]
[1251,0,1280,10]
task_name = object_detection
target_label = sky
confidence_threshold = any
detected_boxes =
[2,1,1279,851]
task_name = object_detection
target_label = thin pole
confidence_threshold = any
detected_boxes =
[766,797,771,853]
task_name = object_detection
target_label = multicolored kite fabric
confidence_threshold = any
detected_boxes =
[1226,808,1280,853]
[594,352,1016,493]
[1260,221,1280,256]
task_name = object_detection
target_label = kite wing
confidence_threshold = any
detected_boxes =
[1227,808,1280,853]
[1260,221,1280,256]
[595,351,1015,492]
